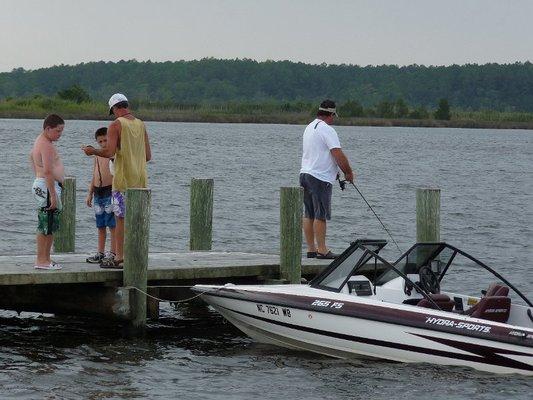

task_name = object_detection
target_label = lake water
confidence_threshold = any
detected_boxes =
[0,119,531,398]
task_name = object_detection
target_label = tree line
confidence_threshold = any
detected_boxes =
[0,59,532,112]
[15,84,453,120]
[338,98,450,120]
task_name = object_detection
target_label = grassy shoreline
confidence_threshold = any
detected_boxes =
[1,98,533,129]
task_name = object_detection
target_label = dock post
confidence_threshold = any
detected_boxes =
[280,187,303,284]
[123,188,151,333]
[189,178,213,250]
[416,188,440,242]
[54,176,76,252]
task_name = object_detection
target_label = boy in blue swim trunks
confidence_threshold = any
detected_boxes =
[85,128,116,264]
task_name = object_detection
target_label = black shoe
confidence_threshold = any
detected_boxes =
[86,252,104,263]
[316,251,338,259]
[306,251,317,258]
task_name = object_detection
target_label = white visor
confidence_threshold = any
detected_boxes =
[318,107,338,116]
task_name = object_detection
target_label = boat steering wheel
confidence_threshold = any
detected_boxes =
[403,279,414,296]
[419,266,440,294]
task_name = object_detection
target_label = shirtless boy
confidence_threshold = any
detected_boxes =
[85,127,116,264]
[30,114,65,270]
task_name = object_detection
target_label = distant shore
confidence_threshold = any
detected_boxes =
[2,110,533,130]
[1,99,533,130]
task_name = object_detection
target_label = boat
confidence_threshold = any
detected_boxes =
[192,239,533,375]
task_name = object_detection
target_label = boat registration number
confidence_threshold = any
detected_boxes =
[256,304,292,318]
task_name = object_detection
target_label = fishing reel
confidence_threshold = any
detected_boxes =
[336,174,347,191]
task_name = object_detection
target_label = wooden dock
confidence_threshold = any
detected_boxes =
[0,252,328,286]
[0,251,329,324]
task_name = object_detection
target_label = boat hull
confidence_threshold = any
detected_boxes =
[197,286,533,375]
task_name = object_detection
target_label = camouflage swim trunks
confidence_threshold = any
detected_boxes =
[32,178,62,235]
[37,208,61,235]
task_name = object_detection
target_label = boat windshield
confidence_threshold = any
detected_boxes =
[374,243,455,286]
[310,240,387,291]
[372,242,532,307]
[311,240,531,307]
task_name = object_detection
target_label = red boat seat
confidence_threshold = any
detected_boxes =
[485,282,509,297]
[466,296,511,323]
[417,294,455,312]
[465,283,511,323]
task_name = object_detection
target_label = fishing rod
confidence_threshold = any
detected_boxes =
[339,179,402,253]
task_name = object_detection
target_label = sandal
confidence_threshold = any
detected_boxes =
[316,251,338,260]
[34,262,62,270]
[100,258,124,269]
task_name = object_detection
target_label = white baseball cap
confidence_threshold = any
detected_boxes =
[108,93,128,115]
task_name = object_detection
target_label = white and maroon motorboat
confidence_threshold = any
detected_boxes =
[192,240,533,375]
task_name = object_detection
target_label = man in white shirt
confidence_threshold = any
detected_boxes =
[300,100,354,259]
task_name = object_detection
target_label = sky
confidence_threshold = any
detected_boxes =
[1,0,532,72]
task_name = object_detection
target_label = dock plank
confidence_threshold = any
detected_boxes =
[0,252,330,285]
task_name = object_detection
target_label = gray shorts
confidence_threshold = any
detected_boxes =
[299,173,332,221]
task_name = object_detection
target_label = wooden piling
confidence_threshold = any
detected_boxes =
[123,188,151,332]
[189,178,213,250]
[280,187,303,284]
[416,188,441,242]
[54,177,76,253]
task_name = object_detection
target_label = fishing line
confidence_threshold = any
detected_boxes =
[341,180,402,253]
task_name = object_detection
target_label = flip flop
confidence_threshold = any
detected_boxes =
[316,251,338,260]
[34,262,62,270]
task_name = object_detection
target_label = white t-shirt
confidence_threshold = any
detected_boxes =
[300,118,341,183]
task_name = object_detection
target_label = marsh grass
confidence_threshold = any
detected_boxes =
[1,97,533,129]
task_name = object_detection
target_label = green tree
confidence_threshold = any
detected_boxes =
[57,84,91,103]
[375,100,395,118]
[434,98,451,120]
[394,98,409,118]
[339,100,364,117]
[409,106,430,119]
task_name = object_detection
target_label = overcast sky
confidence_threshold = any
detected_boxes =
[1,0,532,72]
